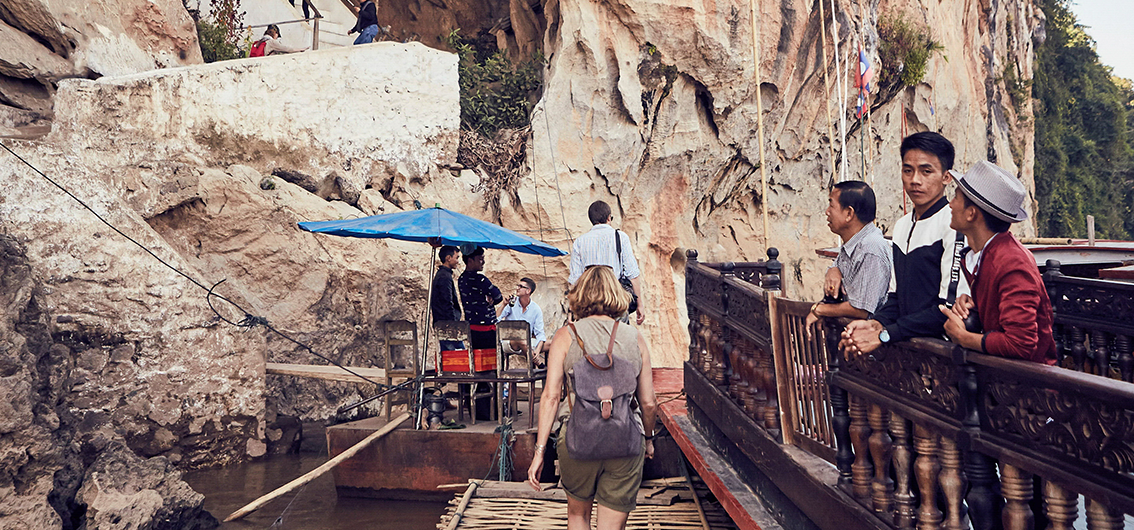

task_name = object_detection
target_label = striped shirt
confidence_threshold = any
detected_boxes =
[833,223,892,315]
[568,224,641,285]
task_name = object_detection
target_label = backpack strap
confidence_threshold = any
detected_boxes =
[945,231,966,307]
[564,321,621,414]
[615,229,625,279]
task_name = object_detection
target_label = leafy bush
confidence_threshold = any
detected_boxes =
[877,15,944,89]
[445,29,544,134]
[197,0,245,63]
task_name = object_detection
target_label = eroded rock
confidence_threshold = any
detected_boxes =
[76,442,218,530]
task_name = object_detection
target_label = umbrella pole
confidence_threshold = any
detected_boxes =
[417,246,438,429]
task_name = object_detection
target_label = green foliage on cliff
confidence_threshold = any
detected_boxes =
[1034,0,1134,239]
[446,30,543,134]
[196,0,246,63]
[877,15,944,90]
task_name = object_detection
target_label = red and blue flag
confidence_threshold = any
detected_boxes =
[854,46,873,118]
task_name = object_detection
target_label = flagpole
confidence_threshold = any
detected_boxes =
[818,0,836,184]
[830,0,846,182]
[749,0,771,248]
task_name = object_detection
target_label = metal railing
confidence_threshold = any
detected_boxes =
[240,0,324,51]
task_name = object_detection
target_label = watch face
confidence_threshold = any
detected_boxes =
[879,329,890,343]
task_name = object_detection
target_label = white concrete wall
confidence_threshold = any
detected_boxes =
[49,42,459,188]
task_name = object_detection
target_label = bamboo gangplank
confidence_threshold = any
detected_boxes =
[223,413,409,522]
[266,362,386,383]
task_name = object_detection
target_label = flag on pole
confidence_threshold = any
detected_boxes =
[854,45,873,118]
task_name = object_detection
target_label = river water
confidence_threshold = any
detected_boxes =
[184,453,448,530]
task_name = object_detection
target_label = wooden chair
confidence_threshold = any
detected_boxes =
[381,320,417,420]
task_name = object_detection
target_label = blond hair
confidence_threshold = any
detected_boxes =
[568,266,631,319]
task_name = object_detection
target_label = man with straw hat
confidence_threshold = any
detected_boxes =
[939,161,1056,364]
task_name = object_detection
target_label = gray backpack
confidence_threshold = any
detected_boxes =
[564,321,641,460]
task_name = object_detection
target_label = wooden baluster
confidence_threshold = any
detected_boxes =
[725,343,739,400]
[938,438,966,530]
[1052,323,1066,367]
[711,338,728,385]
[849,394,873,504]
[761,354,780,433]
[1091,330,1112,379]
[1085,497,1122,530]
[688,321,701,365]
[1000,463,1034,530]
[868,403,894,515]
[890,412,916,529]
[1042,480,1076,530]
[965,451,1001,530]
[734,345,751,410]
[827,319,853,490]
[914,424,943,530]
[745,354,761,419]
[1116,335,1134,383]
[1070,326,1087,373]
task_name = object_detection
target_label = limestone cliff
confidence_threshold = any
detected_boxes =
[0,0,1042,527]
[524,0,1042,364]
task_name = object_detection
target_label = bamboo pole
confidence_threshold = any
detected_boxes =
[223,413,409,522]
[445,482,480,530]
[818,0,837,183]
[680,461,711,530]
[749,0,771,248]
[830,0,846,182]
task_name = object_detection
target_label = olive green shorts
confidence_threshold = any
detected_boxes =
[556,425,645,513]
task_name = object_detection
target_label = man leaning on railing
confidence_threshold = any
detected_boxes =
[938,161,1057,364]
[806,180,891,335]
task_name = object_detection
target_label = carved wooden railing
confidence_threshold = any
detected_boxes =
[825,316,1134,530]
[685,248,784,438]
[1044,260,1134,381]
[773,297,837,462]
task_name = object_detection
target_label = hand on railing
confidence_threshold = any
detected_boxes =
[839,319,884,358]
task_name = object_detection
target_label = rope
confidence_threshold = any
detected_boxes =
[483,418,515,482]
[541,105,574,247]
[0,141,396,392]
[267,482,310,529]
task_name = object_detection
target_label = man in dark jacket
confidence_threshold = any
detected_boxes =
[841,132,969,355]
[458,246,504,350]
[348,0,380,44]
[431,245,463,350]
[940,161,1056,364]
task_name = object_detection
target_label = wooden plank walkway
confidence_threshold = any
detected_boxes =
[437,479,737,530]
[266,362,386,383]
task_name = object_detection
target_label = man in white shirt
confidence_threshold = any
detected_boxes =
[497,277,547,364]
[568,201,645,325]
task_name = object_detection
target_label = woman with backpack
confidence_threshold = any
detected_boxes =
[527,266,657,530]
[249,25,307,57]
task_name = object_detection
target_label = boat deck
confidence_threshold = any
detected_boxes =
[437,479,738,530]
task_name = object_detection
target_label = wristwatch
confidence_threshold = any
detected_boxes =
[878,328,891,343]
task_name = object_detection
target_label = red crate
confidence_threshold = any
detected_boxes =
[440,349,497,373]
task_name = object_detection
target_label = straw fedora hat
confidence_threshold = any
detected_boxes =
[952,161,1028,223]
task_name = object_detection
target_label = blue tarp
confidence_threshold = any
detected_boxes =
[298,207,568,257]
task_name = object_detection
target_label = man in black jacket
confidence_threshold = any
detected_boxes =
[348,0,380,44]
[431,245,463,350]
[841,132,969,355]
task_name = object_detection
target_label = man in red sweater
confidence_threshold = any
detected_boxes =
[939,161,1056,364]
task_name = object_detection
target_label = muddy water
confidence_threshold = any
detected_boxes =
[185,453,448,530]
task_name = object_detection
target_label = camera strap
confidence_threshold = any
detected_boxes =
[945,231,967,308]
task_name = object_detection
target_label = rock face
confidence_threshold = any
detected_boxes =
[523,0,1042,363]
[0,0,1042,526]
[76,443,218,530]
[0,0,201,116]
[0,44,462,526]
[50,43,460,196]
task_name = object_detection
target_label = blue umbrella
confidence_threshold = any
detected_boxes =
[298,207,567,257]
